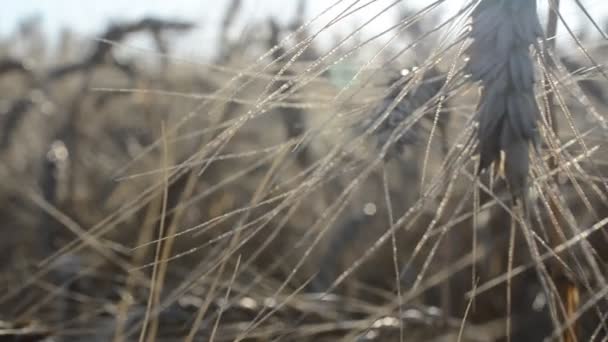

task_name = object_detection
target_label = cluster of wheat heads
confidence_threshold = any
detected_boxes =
[1,0,608,341]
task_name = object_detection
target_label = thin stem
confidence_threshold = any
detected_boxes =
[544,1,579,341]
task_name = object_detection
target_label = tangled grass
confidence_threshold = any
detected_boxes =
[1,0,608,341]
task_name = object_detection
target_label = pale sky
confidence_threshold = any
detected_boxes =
[2,0,608,58]
[0,0,450,58]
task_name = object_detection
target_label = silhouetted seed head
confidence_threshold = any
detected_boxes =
[367,66,447,160]
[466,0,543,200]
[0,58,33,76]
[1,98,31,148]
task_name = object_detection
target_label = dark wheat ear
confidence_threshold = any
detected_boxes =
[367,65,449,161]
[466,0,543,201]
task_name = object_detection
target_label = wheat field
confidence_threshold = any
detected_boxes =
[1,1,608,341]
